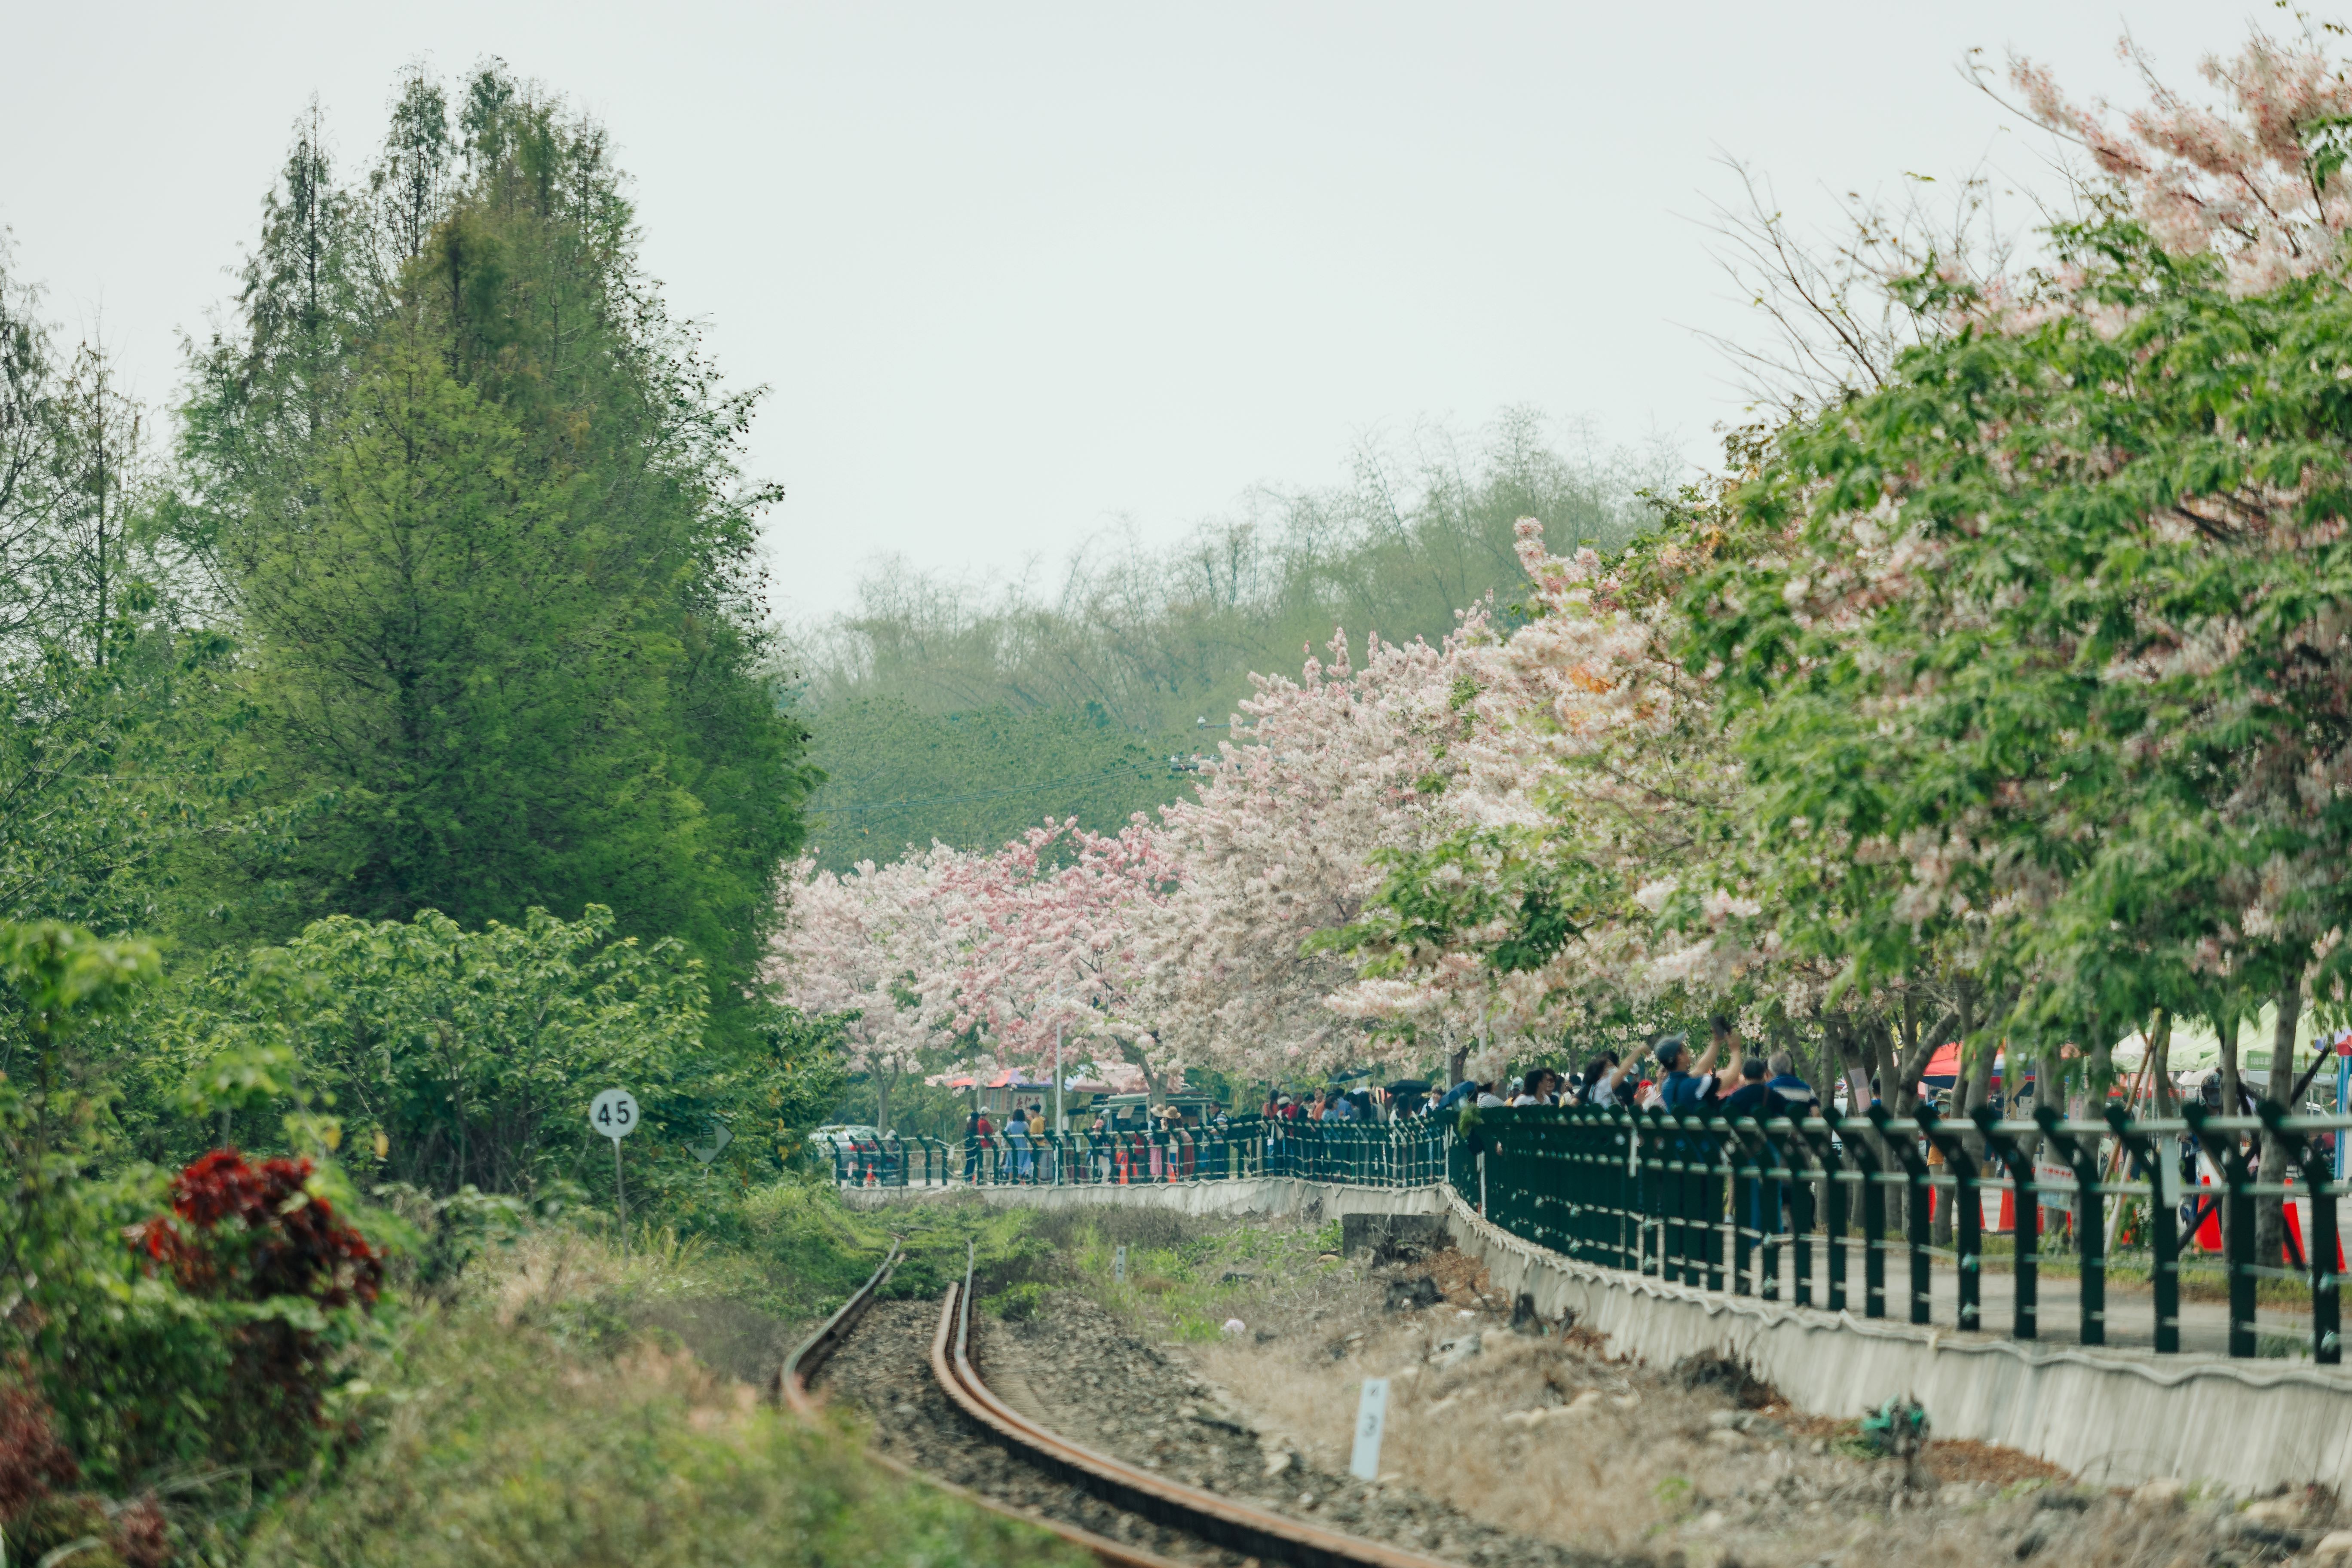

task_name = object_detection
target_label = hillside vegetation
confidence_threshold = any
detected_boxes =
[794,412,1673,868]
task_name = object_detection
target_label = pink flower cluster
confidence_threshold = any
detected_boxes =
[2011,37,2352,301]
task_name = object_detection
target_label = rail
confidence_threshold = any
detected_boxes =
[778,1236,900,1416]
[935,1244,1455,1568]
[779,1238,1185,1568]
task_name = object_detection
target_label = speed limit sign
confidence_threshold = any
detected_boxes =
[590,1088,640,1141]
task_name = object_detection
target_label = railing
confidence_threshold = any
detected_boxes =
[833,1102,2350,1364]
[838,1117,1441,1192]
[1460,1103,2348,1364]
[829,1134,955,1188]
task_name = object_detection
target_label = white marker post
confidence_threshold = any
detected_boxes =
[1113,1243,1127,1284]
[1349,1378,1390,1481]
[591,1089,640,1255]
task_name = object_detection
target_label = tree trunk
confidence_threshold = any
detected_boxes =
[1931,985,1979,1248]
[1449,1048,1468,1087]
[2255,977,2300,1271]
[875,1069,896,1135]
[2218,1010,2245,1262]
[1872,1011,1905,1233]
[1967,1017,1997,1112]
[1890,1000,1959,1240]
[2148,1011,2174,1115]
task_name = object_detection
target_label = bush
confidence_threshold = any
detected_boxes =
[35,1150,386,1503]
[242,1228,1089,1568]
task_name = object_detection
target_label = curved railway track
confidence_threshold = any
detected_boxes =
[783,1243,1461,1568]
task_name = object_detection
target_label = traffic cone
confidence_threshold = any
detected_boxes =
[2196,1176,2223,1251]
[1988,1185,2013,1234]
[2284,1186,2348,1273]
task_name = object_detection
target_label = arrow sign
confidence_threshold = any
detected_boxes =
[690,1121,735,1165]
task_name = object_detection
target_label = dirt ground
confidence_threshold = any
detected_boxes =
[1068,1213,2348,1568]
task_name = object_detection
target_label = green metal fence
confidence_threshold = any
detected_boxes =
[839,1116,1444,1191]
[1455,1103,2347,1363]
[835,1102,2347,1365]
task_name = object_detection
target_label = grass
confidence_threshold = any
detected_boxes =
[239,1188,1087,1568]
[1041,1208,1351,1344]
[650,1174,1053,1324]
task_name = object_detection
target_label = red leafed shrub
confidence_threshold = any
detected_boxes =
[111,1494,172,1568]
[0,1373,78,1519]
[121,1151,385,1476]
[131,1150,383,1309]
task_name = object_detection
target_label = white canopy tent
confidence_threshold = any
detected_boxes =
[2110,1004,2345,1090]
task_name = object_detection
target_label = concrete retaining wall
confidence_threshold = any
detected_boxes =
[852,1175,2352,1493]
[1436,1186,2352,1496]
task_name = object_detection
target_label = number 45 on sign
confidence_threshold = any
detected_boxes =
[590,1089,640,1252]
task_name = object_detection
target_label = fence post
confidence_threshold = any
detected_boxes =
[2184,1104,2257,1358]
[1697,1111,1728,1291]
[1769,1119,1816,1307]
[2103,1106,2178,1353]
[2258,1102,2341,1366]
[2035,1106,2104,1346]
[1635,1106,1670,1280]
[1743,1121,1790,1301]
[1609,1108,1637,1271]
[1728,1116,1764,1296]
[1922,1113,1983,1332]
[1972,1108,2037,1340]
[1876,1105,1933,1323]
[1799,1118,1847,1313]
[1854,1107,1896,1320]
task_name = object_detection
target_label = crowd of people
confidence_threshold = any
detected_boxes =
[1253,1020,1828,1129]
[916,1022,1845,1188]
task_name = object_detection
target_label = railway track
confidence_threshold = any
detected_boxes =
[782,1243,1462,1568]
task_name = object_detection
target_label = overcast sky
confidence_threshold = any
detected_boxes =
[2,1,2281,622]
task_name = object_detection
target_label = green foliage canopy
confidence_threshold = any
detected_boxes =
[171,67,817,1020]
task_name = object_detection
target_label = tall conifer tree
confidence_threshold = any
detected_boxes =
[175,65,815,1034]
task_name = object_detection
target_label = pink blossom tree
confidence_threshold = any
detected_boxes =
[1132,625,1505,1087]
[2004,36,2352,300]
[938,818,1179,1105]
[1325,519,1762,1064]
[768,846,969,1132]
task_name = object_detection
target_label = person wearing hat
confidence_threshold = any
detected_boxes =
[1647,1032,1725,1113]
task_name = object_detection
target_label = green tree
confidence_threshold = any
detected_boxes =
[174,67,815,1025]
[1691,209,2352,1262]
[149,904,712,1195]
